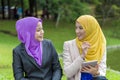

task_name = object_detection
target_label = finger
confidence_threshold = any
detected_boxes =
[82,66,90,71]
[81,71,89,73]
[87,65,94,68]
[81,68,89,72]
[84,42,91,47]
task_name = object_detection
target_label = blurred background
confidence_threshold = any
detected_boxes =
[0,0,120,80]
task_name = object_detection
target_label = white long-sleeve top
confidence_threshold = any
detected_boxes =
[63,39,107,80]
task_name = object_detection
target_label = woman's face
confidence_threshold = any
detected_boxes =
[35,22,44,41]
[75,22,86,40]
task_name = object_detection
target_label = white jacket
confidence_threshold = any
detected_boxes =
[63,39,107,80]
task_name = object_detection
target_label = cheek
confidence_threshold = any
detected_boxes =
[75,28,79,34]
[35,32,38,39]
[82,31,86,38]
[75,29,77,34]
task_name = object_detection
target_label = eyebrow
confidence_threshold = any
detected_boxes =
[36,27,42,29]
[79,24,82,27]
[79,25,83,28]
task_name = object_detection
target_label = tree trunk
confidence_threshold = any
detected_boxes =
[1,0,5,19]
[7,0,11,19]
[21,0,24,18]
[34,0,37,17]
[29,0,34,16]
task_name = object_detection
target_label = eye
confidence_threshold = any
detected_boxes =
[36,28,43,32]
[79,26,83,29]
[36,29,40,32]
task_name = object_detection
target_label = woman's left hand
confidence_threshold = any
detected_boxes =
[81,64,99,76]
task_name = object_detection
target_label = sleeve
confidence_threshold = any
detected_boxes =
[63,41,83,78]
[12,49,29,80]
[50,42,62,80]
[98,48,107,76]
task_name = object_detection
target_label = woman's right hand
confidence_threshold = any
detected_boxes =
[81,41,90,58]
[81,64,99,76]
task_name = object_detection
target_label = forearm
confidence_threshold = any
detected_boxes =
[52,69,62,80]
[98,51,107,76]
[64,56,83,78]
[63,41,83,78]
[51,42,62,80]
[13,64,28,80]
[13,50,27,80]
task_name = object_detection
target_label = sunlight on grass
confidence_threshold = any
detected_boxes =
[106,69,120,80]
[0,68,13,80]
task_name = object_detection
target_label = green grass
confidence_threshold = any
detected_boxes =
[107,48,120,71]
[0,19,120,80]
[0,20,16,32]
[106,69,120,80]
[0,68,13,80]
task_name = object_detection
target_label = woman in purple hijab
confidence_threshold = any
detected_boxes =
[12,17,62,80]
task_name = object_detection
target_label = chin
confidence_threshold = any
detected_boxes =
[78,37,83,40]
[39,38,43,41]
[36,38,43,42]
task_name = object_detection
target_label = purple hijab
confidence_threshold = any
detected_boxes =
[16,17,42,66]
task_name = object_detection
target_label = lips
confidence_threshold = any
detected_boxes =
[39,36,43,38]
[77,34,81,37]
[39,34,44,37]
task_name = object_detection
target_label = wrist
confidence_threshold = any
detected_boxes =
[93,71,100,77]
[81,54,85,60]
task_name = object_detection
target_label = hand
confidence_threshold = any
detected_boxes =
[81,64,99,76]
[81,41,90,58]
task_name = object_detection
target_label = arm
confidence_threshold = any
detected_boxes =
[81,49,107,76]
[98,49,107,76]
[63,41,83,78]
[12,49,29,80]
[50,42,62,80]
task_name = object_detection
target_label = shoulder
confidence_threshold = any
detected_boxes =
[13,43,25,52]
[64,39,76,45]
[42,39,54,47]
[12,43,25,57]
[43,39,52,43]
[42,39,52,45]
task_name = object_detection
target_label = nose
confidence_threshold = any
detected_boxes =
[76,28,79,34]
[40,29,44,34]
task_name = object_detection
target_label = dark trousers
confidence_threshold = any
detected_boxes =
[93,76,108,80]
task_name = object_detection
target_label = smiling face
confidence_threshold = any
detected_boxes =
[35,22,44,41]
[75,22,86,40]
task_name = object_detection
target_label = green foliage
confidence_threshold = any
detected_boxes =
[23,0,29,9]
[99,18,120,45]
[60,0,92,21]
[59,1,91,22]
[112,20,120,38]
[95,0,120,18]
[38,0,91,21]
[110,5,120,17]
[80,0,100,4]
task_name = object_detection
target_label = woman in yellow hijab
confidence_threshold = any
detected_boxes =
[63,15,107,80]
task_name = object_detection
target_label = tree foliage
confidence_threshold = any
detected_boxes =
[39,0,91,22]
[95,0,120,18]
[59,0,91,22]
[93,0,120,26]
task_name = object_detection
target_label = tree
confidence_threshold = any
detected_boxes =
[57,0,91,26]
[1,0,5,19]
[95,0,120,25]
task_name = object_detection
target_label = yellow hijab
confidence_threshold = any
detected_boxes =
[76,15,106,63]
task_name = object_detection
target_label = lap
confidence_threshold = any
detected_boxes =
[93,76,108,80]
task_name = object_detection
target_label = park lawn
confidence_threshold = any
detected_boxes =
[0,19,120,80]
